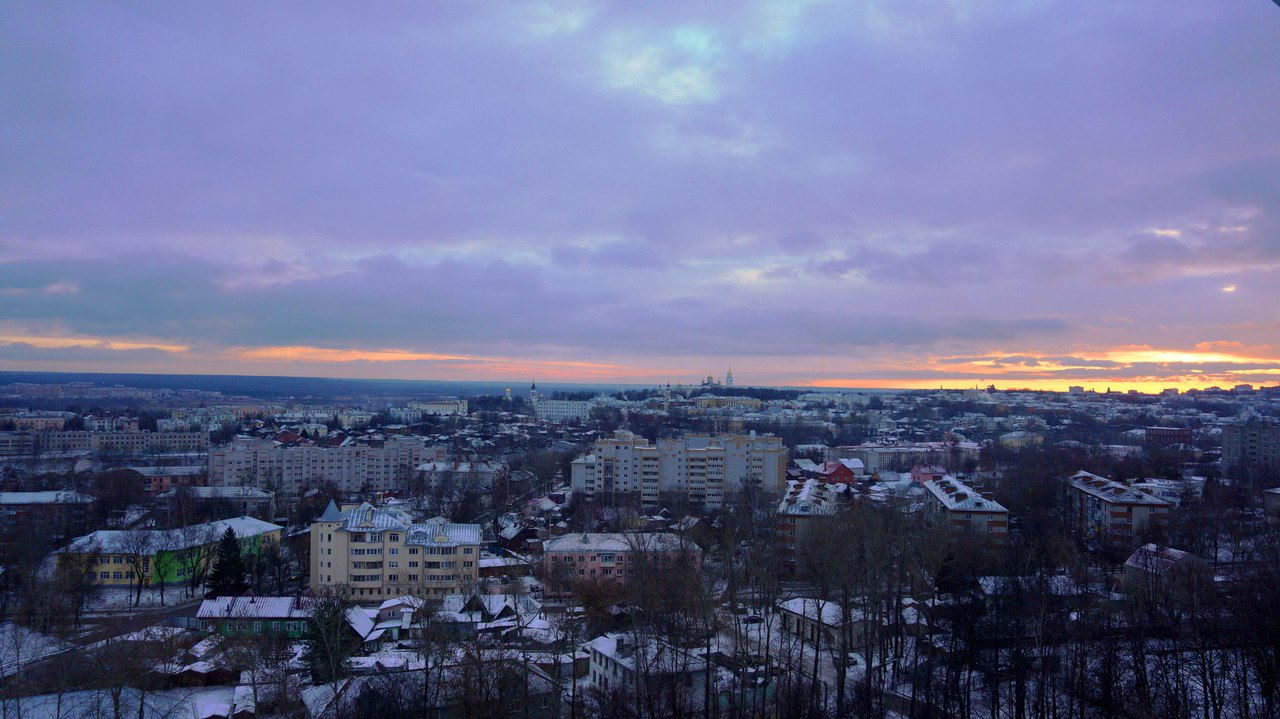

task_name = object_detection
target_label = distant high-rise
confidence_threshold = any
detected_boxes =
[570,429,786,510]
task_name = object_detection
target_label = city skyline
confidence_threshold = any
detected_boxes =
[2,2,1279,392]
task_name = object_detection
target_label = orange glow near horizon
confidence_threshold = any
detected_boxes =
[3,335,1279,392]
[0,334,191,353]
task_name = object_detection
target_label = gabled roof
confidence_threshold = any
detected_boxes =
[64,516,283,555]
[197,596,312,620]
[1124,543,1200,575]
[542,532,699,554]
[1069,470,1170,506]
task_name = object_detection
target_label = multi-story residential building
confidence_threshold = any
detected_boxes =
[156,486,276,526]
[84,415,140,432]
[532,398,593,423]
[409,399,469,416]
[7,411,74,431]
[1222,421,1280,475]
[124,465,207,495]
[1063,470,1170,548]
[310,501,482,602]
[208,435,445,496]
[0,491,95,543]
[776,479,840,578]
[692,395,762,410]
[414,460,506,492]
[585,633,709,708]
[920,475,1009,545]
[570,430,787,510]
[541,532,703,597]
[828,441,981,473]
[35,430,209,455]
[1144,426,1194,451]
[0,432,35,456]
[60,516,282,588]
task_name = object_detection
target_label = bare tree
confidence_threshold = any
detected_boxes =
[116,529,155,607]
[176,523,219,598]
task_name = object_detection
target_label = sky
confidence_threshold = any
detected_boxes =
[2,1,1279,393]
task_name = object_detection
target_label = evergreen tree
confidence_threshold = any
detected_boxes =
[205,527,248,597]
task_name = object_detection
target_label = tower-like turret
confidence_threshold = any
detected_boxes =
[725,363,734,387]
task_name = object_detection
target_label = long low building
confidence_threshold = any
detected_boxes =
[59,516,283,588]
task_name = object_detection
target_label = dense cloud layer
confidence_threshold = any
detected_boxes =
[1,1,1278,388]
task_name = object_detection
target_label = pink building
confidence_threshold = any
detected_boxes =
[542,532,702,597]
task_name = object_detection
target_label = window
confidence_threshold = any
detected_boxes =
[100,572,109,579]
[408,561,419,568]
[113,571,123,580]
[388,574,398,581]
[463,548,473,554]
[389,548,399,555]
[388,561,399,568]
[113,556,123,564]
[99,557,109,564]
[409,548,419,555]
[389,534,399,542]
[463,561,473,568]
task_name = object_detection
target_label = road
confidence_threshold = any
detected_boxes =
[72,596,203,646]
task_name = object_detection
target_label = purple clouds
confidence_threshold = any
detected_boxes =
[2,1,1279,388]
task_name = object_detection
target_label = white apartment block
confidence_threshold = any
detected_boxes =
[570,430,787,510]
[208,435,447,496]
[533,399,592,423]
[311,501,482,602]
[410,399,469,416]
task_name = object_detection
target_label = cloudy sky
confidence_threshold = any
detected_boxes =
[2,1,1279,391]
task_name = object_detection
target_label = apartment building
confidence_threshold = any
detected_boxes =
[310,501,482,602]
[35,430,209,455]
[410,399,469,416]
[920,475,1009,545]
[0,432,34,456]
[208,435,446,496]
[7,411,74,431]
[775,479,840,578]
[570,430,787,510]
[586,633,709,707]
[156,486,276,526]
[1063,470,1170,548]
[0,491,95,543]
[542,531,702,597]
[828,441,981,473]
[1222,421,1280,475]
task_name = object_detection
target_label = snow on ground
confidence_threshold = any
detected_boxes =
[0,685,234,719]
[0,622,73,678]
[82,586,202,614]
